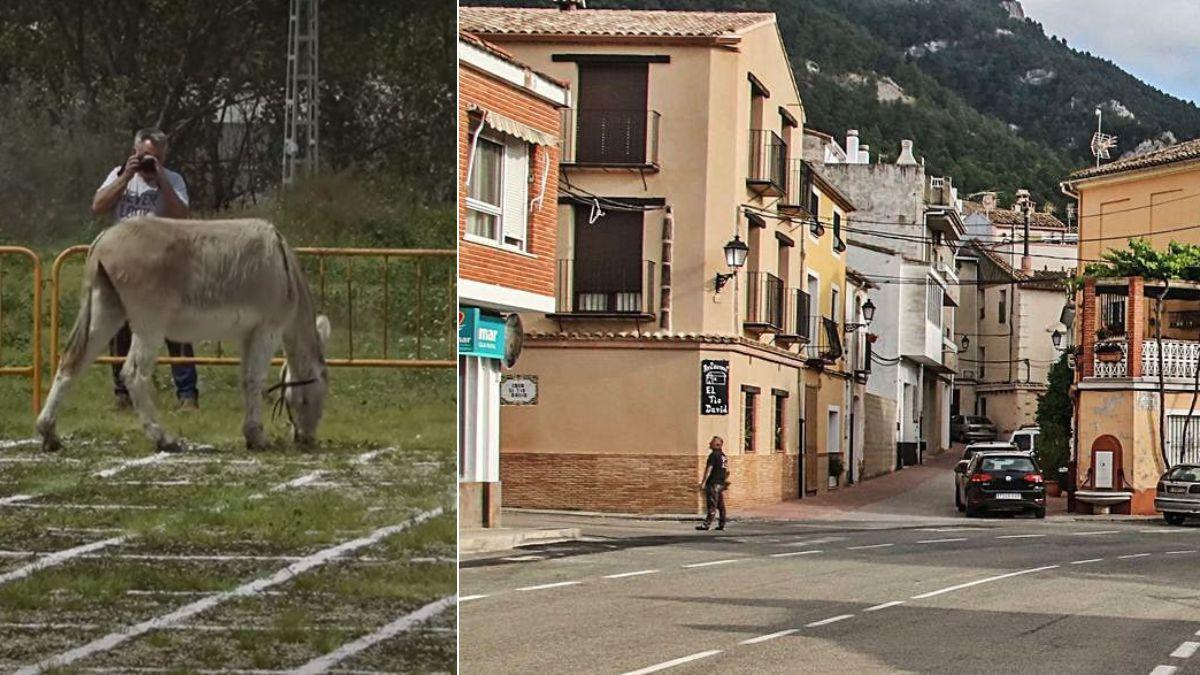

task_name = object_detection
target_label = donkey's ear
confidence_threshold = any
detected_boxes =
[315,315,331,346]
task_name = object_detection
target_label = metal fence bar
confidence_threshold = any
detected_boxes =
[0,246,42,413]
[48,246,453,378]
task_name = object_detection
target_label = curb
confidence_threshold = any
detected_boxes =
[459,527,583,554]
[506,508,706,522]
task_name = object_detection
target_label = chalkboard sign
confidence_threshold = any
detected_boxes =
[701,359,730,415]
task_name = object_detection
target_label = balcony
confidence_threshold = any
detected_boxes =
[778,159,815,217]
[561,108,661,170]
[1082,277,1200,383]
[551,258,656,320]
[747,129,788,197]
[776,289,812,344]
[1091,339,1200,379]
[803,316,843,365]
[744,272,784,331]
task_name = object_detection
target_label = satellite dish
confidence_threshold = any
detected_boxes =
[503,314,524,369]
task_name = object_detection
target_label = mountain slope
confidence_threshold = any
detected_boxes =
[465,0,1200,210]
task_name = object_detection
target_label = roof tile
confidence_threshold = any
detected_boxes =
[459,7,774,39]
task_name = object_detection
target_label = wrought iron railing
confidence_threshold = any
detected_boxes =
[779,159,815,215]
[745,271,784,330]
[778,288,811,340]
[562,108,661,167]
[555,258,656,316]
[747,129,788,194]
[803,315,843,362]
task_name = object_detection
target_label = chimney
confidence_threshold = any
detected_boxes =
[858,144,870,165]
[896,139,918,165]
[555,0,586,9]
[845,130,860,165]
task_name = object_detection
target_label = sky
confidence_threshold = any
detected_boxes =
[1021,0,1200,105]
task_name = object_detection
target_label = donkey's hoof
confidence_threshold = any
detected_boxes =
[41,436,63,453]
[156,439,187,454]
[245,439,270,452]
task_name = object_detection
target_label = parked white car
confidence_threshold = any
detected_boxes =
[1009,426,1039,455]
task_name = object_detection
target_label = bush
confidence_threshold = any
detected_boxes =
[1035,353,1072,475]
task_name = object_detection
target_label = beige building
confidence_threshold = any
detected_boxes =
[460,6,869,513]
[953,240,1069,438]
[1062,138,1200,515]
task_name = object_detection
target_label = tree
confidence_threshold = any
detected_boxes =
[1035,353,1071,480]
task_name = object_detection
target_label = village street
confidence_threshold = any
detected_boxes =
[460,452,1200,675]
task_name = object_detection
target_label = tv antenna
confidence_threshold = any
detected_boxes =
[283,0,320,186]
[1090,107,1117,167]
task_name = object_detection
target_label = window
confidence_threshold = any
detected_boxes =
[773,392,787,453]
[1165,414,1200,465]
[979,396,988,417]
[979,347,986,379]
[466,133,530,250]
[830,286,839,322]
[827,407,841,457]
[809,193,823,235]
[978,289,985,320]
[572,207,644,313]
[927,281,942,324]
[999,290,1007,324]
[833,211,842,247]
[577,62,649,164]
[743,387,759,453]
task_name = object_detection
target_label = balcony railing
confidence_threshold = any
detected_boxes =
[779,159,815,216]
[562,108,661,168]
[747,129,788,196]
[777,289,812,342]
[745,272,784,330]
[1091,339,1200,379]
[803,316,843,363]
[554,258,656,317]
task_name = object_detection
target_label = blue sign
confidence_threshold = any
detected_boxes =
[458,307,506,360]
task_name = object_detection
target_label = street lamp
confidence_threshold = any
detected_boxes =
[845,298,876,333]
[960,334,970,352]
[714,234,749,292]
[1051,329,1064,350]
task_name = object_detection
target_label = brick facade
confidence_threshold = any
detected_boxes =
[458,64,562,299]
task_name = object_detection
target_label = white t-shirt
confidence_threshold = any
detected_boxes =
[97,166,190,223]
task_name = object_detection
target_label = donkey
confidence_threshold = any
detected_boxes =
[36,217,330,453]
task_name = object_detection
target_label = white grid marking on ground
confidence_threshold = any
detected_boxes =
[15,507,444,674]
[0,537,128,587]
[291,595,456,674]
[92,453,169,479]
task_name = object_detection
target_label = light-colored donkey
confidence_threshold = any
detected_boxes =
[36,217,330,453]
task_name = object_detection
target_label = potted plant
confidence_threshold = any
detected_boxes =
[1095,341,1124,363]
[828,454,844,488]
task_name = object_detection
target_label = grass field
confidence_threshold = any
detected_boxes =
[0,244,458,672]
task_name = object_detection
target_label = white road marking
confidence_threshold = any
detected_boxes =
[13,508,443,675]
[847,543,894,550]
[92,453,168,479]
[996,534,1046,539]
[458,594,489,602]
[501,555,546,562]
[515,581,581,592]
[740,629,798,645]
[806,614,853,627]
[1073,530,1119,536]
[916,538,968,544]
[292,595,455,674]
[911,565,1059,599]
[0,537,127,586]
[779,536,844,548]
[1165,550,1198,555]
[0,494,36,505]
[682,559,741,568]
[621,650,723,675]
[1140,529,1190,534]
[1151,666,1179,675]
[770,550,823,558]
[919,527,985,532]
[1118,553,1151,559]
[1170,642,1199,659]
[604,569,659,579]
[1070,558,1104,565]
[1195,629,1200,637]
[864,601,905,612]
[0,503,158,510]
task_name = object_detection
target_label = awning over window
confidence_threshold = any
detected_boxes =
[468,104,558,147]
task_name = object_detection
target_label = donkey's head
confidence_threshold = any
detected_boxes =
[281,314,331,447]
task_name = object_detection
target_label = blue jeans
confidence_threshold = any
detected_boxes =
[110,324,199,400]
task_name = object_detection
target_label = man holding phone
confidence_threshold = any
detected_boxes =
[91,127,199,410]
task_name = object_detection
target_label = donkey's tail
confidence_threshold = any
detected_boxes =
[60,235,113,374]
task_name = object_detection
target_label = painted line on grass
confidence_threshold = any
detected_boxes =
[13,507,444,675]
[292,595,456,674]
[911,565,1059,600]
[604,569,659,579]
[806,614,853,628]
[516,581,581,592]
[0,537,128,587]
[1170,641,1199,659]
[0,503,158,510]
[740,629,798,645]
[92,453,169,479]
[0,438,39,450]
[352,447,396,464]
[621,650,723,675]
[864,600,905,612]
[0,494,37,505]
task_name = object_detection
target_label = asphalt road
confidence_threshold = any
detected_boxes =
[459,461,1200,674]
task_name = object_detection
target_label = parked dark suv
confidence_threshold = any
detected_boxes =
[950,415,998,443]
[955,452,1046,518]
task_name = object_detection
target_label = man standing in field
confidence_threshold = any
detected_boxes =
[696,436,730,531]
[91,127,200,410]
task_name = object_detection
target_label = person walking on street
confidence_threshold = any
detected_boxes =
[92,127,199,410]
[696,436,730,531]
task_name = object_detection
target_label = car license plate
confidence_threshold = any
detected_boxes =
[997,493,1022,500]
[1168,485,1187,494]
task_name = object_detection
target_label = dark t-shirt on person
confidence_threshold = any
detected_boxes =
[705,450,728,485]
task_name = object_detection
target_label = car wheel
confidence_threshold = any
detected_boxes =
[1164,512,1186,526]
[965,505,980,518]
[1034,507,1046,519]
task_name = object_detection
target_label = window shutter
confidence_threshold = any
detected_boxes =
[502,140,529,248]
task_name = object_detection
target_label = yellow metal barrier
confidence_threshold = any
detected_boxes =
[0,247,42,413]
[50,245,455,374]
